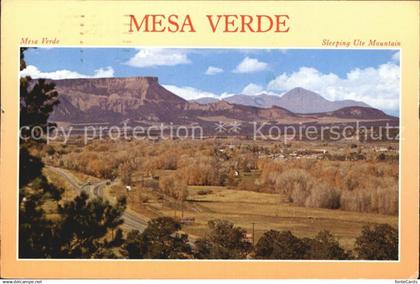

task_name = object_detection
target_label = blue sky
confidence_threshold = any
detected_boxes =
[22,48,400,115]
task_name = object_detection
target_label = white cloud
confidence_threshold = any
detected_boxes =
[268,67,339,93]
[163,84,238,101]
[205,66,224,75]
[233,57,268,73]
[20,65,114,80]
[126,48,190,68]
[163,84,218,101]
[391,51,400,63]
[219,92,236,99]
[267,63,400,113]
[241,83,264,96]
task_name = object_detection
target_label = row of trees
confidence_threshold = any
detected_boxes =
[22,197,398,260]
[52,137,398,215]
[51,138,257,187]
[51,146,398,216]
[120,218,398,260]
[257,159,398,215]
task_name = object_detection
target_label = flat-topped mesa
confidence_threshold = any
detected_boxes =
[112,76,159,84]
[52,75,157,81]
[48,76,159,87]
[50,76,184,103]
[145,76,158,83]
[48,76,188,121]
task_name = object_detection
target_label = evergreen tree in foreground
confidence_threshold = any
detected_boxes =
[255,229,352,260]
[355,224,398,260]
[122,217,192,259]
[194,219,252,259]
[19,47,61,257]
[51,192,126,258]
[19,48,127,258]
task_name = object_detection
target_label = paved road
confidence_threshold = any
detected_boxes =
[48,166,148,232]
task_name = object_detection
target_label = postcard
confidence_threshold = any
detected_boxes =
[1,0,419,279]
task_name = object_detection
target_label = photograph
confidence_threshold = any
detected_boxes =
[18,47,400,260]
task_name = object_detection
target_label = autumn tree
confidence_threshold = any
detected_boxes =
[159,174,188,201]
[159,175,176,196]
[118,162,133,185]
[174,177,188,218]
[159,174,189,217]
[181,157,227,186]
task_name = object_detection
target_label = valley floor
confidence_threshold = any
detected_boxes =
[45,167,397,251]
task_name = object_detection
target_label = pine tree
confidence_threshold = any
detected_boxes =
[19,47,62,257]
[51,192,126,258]
[355,224,398,260]
[19,48,128,258]
[194,219,252,259]
[122,217,192,259]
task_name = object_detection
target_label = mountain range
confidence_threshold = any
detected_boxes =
[45,76,397,135]
[192,87,370,113]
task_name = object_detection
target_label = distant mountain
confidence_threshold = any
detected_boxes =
[224,93,277,108]
[222,87,370,113]
[326,106,394,120]
[40,77,396,136]
[185,100,296,122]
[275,87,370,113]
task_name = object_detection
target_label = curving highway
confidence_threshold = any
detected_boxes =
[48,166,148,232]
